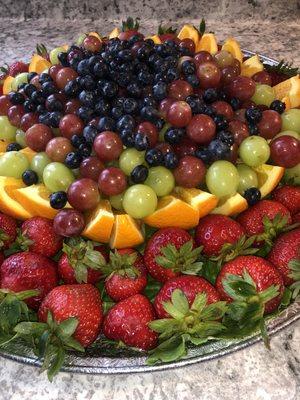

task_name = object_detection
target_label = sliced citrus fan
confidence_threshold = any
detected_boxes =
[196,33,218,54]
[109,213,144,249]
[241,55,264,78]
[253,164,285,198]
[0,177,33,220]
[83,200,115,243]
[177,24,200,47]
[221,38,243,64]
[29,54,52,74]
[273,75,300,108]
[211,193,248,216]
[174,187,218,218]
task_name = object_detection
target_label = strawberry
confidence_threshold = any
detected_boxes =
[154,275,220,318]
[119,17,144,41]
[8,61,28,77]
[157,25,179,43]
[0,212,17,250]
[216,255,284,314]
[236,200,292,245]
[272,185,300,215]
[267,229,300,286]
[103,294,158,350]
[293,212,300,224]
[144,228,202,283]
[102,248,147,302]
[0,251,58,309]
[58,237,108,284]
[17,216,63,257]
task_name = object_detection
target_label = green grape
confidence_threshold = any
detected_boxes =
[145,166,175,197]
[110,192,124,211]
[119,149,145,176]
[49,46,67,65]
[239,136,270,167]
[76,33,87,46]
[284,163,300,185]
[0,151,29,178]
[30,152,51,181]
[123,184,158,219]
[43,162,75,192]
[281,109,300,133]
[206,160,239,198]
[251,84,275,107]
[11,73,28,91]
[0,116,17,141]
[237,164,258,194]
[15,129,27,148]
[274,130,300,140]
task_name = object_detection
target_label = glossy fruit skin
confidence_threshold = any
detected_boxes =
[55,68,78,90]
[257,110,282,139]
[25,123,53,151]
[195,214,246,256]
[0,213,17,250]
[206,160,239,198]
[216,255,284,314]
[38,284,103,347]
[46,137,73,162]
[237,200,292,238]
[105,249,147,302]
[122,184,158,219]
[168,80,193,100]
[67,178,100,211]
[167,101,192,128]
[187,114,216,144]
[93,131,123,162]
[103,294,158,351]
[270,135,300,168]
[98,167,127,196]
[272,185,300,215]
[267,229,300,286]
[197,62,221,89]
[59,114,84,139]
[0,251,58,309]
[53,209,85,237]
[226,76,256,102]
[154,275,221,318]
[20,112,39,132]
[228,120,249,145]
[50,191,68,209]
[212,101,234,120]
[21,217,63,257]
[173,155,206,188]
[144,227,194,283]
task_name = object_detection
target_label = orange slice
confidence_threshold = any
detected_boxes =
[196,33,218,54]
[29,55,52,74]
[0,139,12,152]
[144,195,199,229]
[273,75,300,108]
[20,147,37,162]
[221,38,243,64]
[109,213,144,249]
[241,55,264,78]
[253,164,285,198]
[83,200,114,243]
[177,24,200,47]
[211,193,248,216]
[174,187,218,218]
[145,35,162,44]
[282,96,292,110]
[0,176,33,220]
[109,28,120,39]
[3,76,14,95]
[88,32,101,41]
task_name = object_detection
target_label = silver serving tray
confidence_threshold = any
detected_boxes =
[1,51,299,375]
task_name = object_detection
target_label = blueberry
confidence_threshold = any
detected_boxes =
[248,123,259,135]
[38,112,52,126]
[230,97,241,111]
[88,55,102,70]
[181,60,196,76]
[203,105,215,117]
[203,88,219,104]
[71,134,86,148]
[101,81,118,98]
[186,74,200,88]
[155,118,165,130]
[57,52,69,66]
[245,107,262,124]
[244,187,261,206]
[111,106,123,119]
[118,72,132,87]
[77,106,94,122]
[79,90,96,108]
[79,75,96,91]
[164,128,185,144]
[64,80,81,97]
[116,115,136,132]
[137,45,152,61]
[65,151,83,169]
[49,191,68,209]
[31,91,45,105]
[195,148,213,164]
[153,82,167,101]
[93,61,108,78]
[186,95,204,114]
[94,99,110,116]
[145,148,164,166]
[98,116,116,132]
[23,99,36,113]
[78,143,92,157]
[129,35,142,45]
[164,152,179,169]
[141,97,157,108]
[118,49,133,62]
[120,129,135,147]
[46,94,63,112]
[9,92,25,105]
[208,140,230,160]
[27,72,37,81]
[131,165,149,183]
[49,111,62,128]
[216,130,235,146]
[24,83,37,97]
[22,170,38,186]
[134,132,150,151]
[36,104,46,114]
[123,98,138,114]
[6,142,22,152]
[270,100,286,114]
[83,125,98,143]
[127,82,142,98]
[77,59,90,75]
[138,70,153,86]
[140,106,159,123]
[214,114,229,131]
[41,81,57,97]
[39,73,52,84]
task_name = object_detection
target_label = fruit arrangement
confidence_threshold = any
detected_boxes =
[0,18,299,380]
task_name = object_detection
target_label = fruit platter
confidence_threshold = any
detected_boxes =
[0,18,299,380]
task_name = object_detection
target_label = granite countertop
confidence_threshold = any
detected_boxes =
[0,16,299,400]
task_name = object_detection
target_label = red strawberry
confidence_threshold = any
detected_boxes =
[0,251,58,309]
[216,255,284,314]
[0,212,17,250]
[119,17,144,41]
[144,227,202,283]
[267,229,300,286]
[38,284,102,347]
[58,237,108,284]
[154,275,220,318]
[8,61,28,77]
[103,294,158,350]
[236,200,292,244]
[195,214,246,256]
[157,25,179,43]
[18,216,63,257]
[293,212,300,224]
[103,248,147,302]
[272,185,300,215]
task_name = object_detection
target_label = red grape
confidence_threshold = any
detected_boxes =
[194,51,213,67]
[187,114,216,144]
[20,113,39,132]
[59,114,84,139]
[65,99,81,114]
[155,142,174,155]
[93,131,123,162]
[173,156,206,188]
[30,75,41,89]
[270,135,300,168]
[159,98,175,119]
[228,120,249,145]
[233,109,246,123]
[7,105,25,127]
[49,65,64,80]
[173,136,197,158]
[179,38,196,53]
[225,76,256,101]
[227,143,239,164]
[83,35,102,52]
[232,58,241,74]
[79,156,104,181]
[67,178,100,211]
[212,101,234,120]
[25,123,53,151]
[253,71,272,85]
[137,121,158,147]
[46,137,73,162]
[178,56,194,69]
[241,100,256,109]
[221,66,239,85]
[55,68,78,90]
[257,110,282,139]
[197,62,221,89]
[53,209,85,237]
[98,167,127,196]
[0,95,12,115]
[167,101,192,128]
[168,80,193,100]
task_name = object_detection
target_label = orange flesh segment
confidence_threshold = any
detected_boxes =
[253,164,285,198]
[109,28,120,39]
[0,140,12,152]
[177,24,200,47]
[83,200,114,243]
[3,76,14,95]
[196,33,218,54]
[174,187,218,219]
[211,193,248,216]
[221,38,243,64]
[109,213,144,249]
[241,55,264,78]
[29,55,52,74]
[0,177,33,220]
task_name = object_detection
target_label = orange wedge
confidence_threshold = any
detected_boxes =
[282,96,292,110]
[88,32,101,41]
[211,193,248,216]
[174,187,218,219]
[196,33,218,54]
[20,147,37,162]
[273,75,300,108]
[241,55,264,78]
[144,195,199,229]
[221,38,243,64]
[109,213,144,249]
[3,76,14,95]
[109,27,120,39]
[253,164,285,198]
[177,24,200,47]
[0,176,33,220]
[0,139,12,152]
[29,55,52,74]
[145,35,162,44]
[83,200,114,243]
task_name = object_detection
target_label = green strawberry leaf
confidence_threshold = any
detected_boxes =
[289,258,300,299]
[143,276,162,302]
[199,18,206,35]
[199,258,221,285]
[157,25,177,35]
[279,287,292,310]
[100,251,139,279]
[147,335,186,364]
